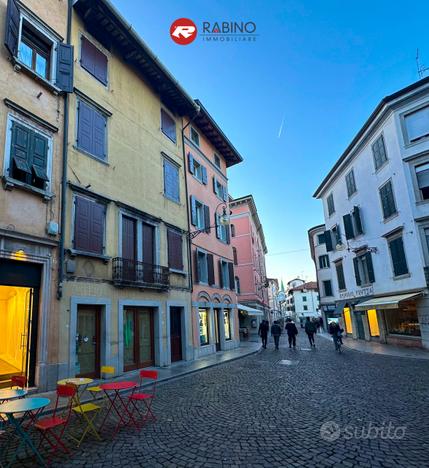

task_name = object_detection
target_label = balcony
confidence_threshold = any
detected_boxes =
[112,258,170,290]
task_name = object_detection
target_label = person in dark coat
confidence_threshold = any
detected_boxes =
[271,320,282,350]
[305,317,316,347]
[258,320,269,349]
[285,318,298,348]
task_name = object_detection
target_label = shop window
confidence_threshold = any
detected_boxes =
[199,309,209,345]
[343,307,353,334]
[367,309,380,337]
[385,307,421,337]
[224,310,231,340]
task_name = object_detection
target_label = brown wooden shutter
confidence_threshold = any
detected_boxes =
[168,229,183,270]
[81,36,107,85]
[89,201,105,254]
[207,254,215,285]
[4,0,20,58]
[56,43,74,92]
[228,262,235,290]
[74,196,91,252]
[77,100,94,154]
[122,216,136,260]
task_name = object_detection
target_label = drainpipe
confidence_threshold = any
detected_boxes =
[57,0,72,299]
[181,107,200,294]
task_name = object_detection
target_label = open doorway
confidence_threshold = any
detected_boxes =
[0,286,35,387]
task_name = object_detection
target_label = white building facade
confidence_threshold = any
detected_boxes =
[267,278,281,322]
[285,278,320,327]
[314,78,429,349]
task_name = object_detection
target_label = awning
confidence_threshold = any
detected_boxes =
[237,304,264,316]
[331,300,347,317]
[354,292,423,311]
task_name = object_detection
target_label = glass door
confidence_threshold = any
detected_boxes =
[124,308,136,371]
[214,309,221,351]
[170,307,182,362]
[76,306,100,378]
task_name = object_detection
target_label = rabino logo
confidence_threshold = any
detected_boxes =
[170,18,197,45]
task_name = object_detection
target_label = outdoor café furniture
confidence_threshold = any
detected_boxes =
[10,375,26,390]
[99,381,138,436]
[0,389,27,403]
[87,366,116,398]
[34,385,76,463]
[57,377,93,406]
[71,401,101,447]
[128,370,158,426]
[0,396,50,467]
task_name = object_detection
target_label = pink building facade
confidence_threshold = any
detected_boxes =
[184,101,243,358]
[229,196,269,340]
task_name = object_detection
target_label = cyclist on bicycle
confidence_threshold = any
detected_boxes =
[328,321,343,350]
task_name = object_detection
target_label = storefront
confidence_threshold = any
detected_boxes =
[238,303,264,341]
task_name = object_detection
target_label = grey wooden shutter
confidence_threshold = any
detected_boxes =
[204,205,210,233]
[343,214,354,240]
[4,0,20,58]
[228,262,234,290]
[324,230,333,252]
[366,252,375,283]
[218,260,223,288]
[190,196,197,226]
[11,122,32,174]
[353,206,363,235]
[77,100,94,154]
[31,133,49,182]
[93,110,107,160]
[188,153,194,174]
[353,257,361,286]
[213,176,217,195]
[56,43,74,93]
[194,249,199,283]
[207,254,215,285]
[389,237,408,276]
[90,201,105,254]
[201,166,207,185]
[74,196,91,251]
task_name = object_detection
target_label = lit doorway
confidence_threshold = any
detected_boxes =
[0,286,34,387]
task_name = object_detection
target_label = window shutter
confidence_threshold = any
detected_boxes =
[324,230,333,252]
[318,256,323,269]
[31,133,49,182]
[194,249,199,283]
[233,247,238,265]
[204,205,210,233]
[353,257,361,286]
[4,0,20,58]
[201,166,208,185]
[93,110,107,159]
[11,122,32,174]
[94,46,108,85]
[90,201,105,254]
[207,254,215,285]
[226,224,230,244]
[218,260,223,288]
[353,206,363,235]
[213,176,218,195]
[389,237,408,277]
[74,196,91,251]
[343,214,354,240]
[56,43,74,93]
[366,252,375,283]
[222,185,228,202]
[188,153,194,174]
[215,213,220,239]
[228,262,235,290]
[168,229,183,270]
[190,195,197,226]
[81,36,107,85]
[77,100,94,154]
[334,225,342,245]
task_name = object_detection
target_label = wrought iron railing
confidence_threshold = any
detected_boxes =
[112,258,169,289]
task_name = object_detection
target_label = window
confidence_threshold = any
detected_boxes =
[219,260,234,289]
[343,307,353,334]
[190,196,209,232]
[195,200,205,230]
[302,296,307,302]
[367,309,380,337]
[388,235,408,277]
[6,118,51,191]
[327,193,335,216]
[317,233,325,244]
[199,309,209,345]
[161,109,176,143]
[318,255,329,269]
[235,276,241,294]
[213,177,227,201]
[167,229,183,271]
[353,252,375,286]
[188,153,207,184]
[80,36,108,85]
[353,206,364,236]
[232,247,238,265]
[77,99,107,161]
[223,310,231,340]
[372,135,388,170]
[323,280,332,297]
[303,305,308,311]
[163,158,179,202]
[415,162,429,200]
[404,106,429,144]
[331,224,342,247]
[214,154,221,168]
[385,307,421,337]
[190,127,200,146]
[379,180,397,220]
[215,213,230,243]
[231,224,236,237]
[4,1,73,92]
[336,262,346,290]
[197,251,208,284]
[73,195,106,255]
[345,169,357,197]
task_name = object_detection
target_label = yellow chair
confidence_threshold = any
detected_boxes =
[71,402,102,446]
[87,366,115,398]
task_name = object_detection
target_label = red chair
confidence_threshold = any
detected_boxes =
[10,375,26,389]
[35,384,76,460]
[128,370,158,426]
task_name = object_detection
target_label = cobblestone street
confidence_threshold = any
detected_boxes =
[4,333,429,467]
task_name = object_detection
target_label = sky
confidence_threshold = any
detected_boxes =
[114,0,428,285]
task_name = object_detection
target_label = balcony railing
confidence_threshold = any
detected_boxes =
[112,258,170,289]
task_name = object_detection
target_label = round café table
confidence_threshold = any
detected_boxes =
[0,397,50,467]
[57,377,93,406]
[0,388,27,402]
[99,381,138,436]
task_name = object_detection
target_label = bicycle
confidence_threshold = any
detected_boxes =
[333,335,342,353]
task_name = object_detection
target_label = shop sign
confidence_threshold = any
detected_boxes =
[339,286,373,300]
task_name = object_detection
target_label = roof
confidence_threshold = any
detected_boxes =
[73,0,198,116]
[193,100,243,168]
[313,76,429,198]
[290,281,318,292]
[230,195,268,254]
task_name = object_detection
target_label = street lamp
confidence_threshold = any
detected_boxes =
[335,233,377,254]
[188,202,230,239]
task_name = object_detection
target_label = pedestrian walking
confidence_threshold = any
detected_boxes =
[258,320,269,349]
[312,317,319,334]
[319,316,324,331]
[285,318,298,348]
[305,317,316,347]
[271,320,282,350]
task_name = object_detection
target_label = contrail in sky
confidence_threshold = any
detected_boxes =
[277,114,285,138]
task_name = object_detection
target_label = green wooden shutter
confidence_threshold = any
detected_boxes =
[389,237,408,277]
[31,132,49,182]
[10,122,32,176]
[343,214,354,240]
[56,43,74,92]
[215,213,220,239]
[4,0,20,58]
[353,257,361,286]
[366,252,375,283]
